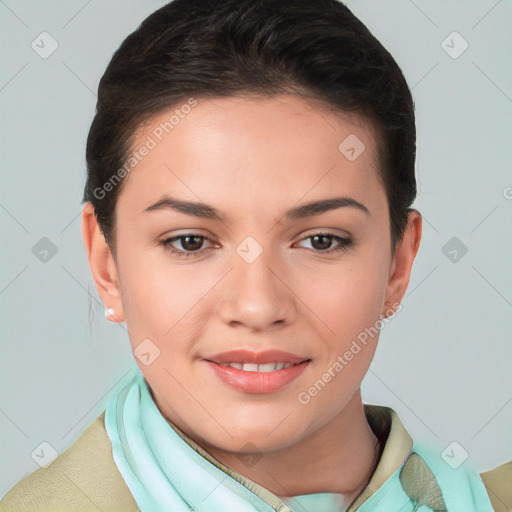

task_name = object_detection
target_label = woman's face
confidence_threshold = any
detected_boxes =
[87,94,419,453]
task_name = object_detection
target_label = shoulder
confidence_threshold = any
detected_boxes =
[0,411,139,512]
[480,461,512,512]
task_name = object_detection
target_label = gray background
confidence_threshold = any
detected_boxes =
[1,0,511,499]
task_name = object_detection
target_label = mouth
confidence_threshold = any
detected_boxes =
[203,349,311,394]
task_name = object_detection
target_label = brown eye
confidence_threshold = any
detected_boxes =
[310,234,333,250]
[160,233,214,259]
[178,235,204,251]
[297,233,352,254]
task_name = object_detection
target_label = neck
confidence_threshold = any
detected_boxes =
[198,390,381,499]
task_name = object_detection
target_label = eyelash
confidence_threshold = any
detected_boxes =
[159,232,353,259]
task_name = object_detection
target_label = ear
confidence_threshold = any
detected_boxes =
[81,202,125,323]
[383,209,422,316]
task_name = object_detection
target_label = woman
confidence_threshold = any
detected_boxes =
[1,0,510,510]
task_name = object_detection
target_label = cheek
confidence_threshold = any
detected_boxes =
[298,265,386,411]
[118,246,216,352]
[295,256,387,338]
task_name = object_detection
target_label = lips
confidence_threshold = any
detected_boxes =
[203,349,311,394]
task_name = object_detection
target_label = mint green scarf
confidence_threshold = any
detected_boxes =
[105,369,494,512]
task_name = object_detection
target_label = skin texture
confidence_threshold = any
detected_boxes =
[82,94,422,499]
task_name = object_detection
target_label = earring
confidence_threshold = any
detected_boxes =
[105,307,115,319]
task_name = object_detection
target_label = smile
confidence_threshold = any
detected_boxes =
[206,360,310,394]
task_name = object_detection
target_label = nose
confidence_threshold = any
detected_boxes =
[217,241,298,332]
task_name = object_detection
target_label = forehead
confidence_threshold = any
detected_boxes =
[117,94,384,217]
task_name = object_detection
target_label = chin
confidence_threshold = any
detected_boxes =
[210,418,307,452]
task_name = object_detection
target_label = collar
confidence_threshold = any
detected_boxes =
[347,404,413,510]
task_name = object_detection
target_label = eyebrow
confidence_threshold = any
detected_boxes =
[143,195,370,222]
